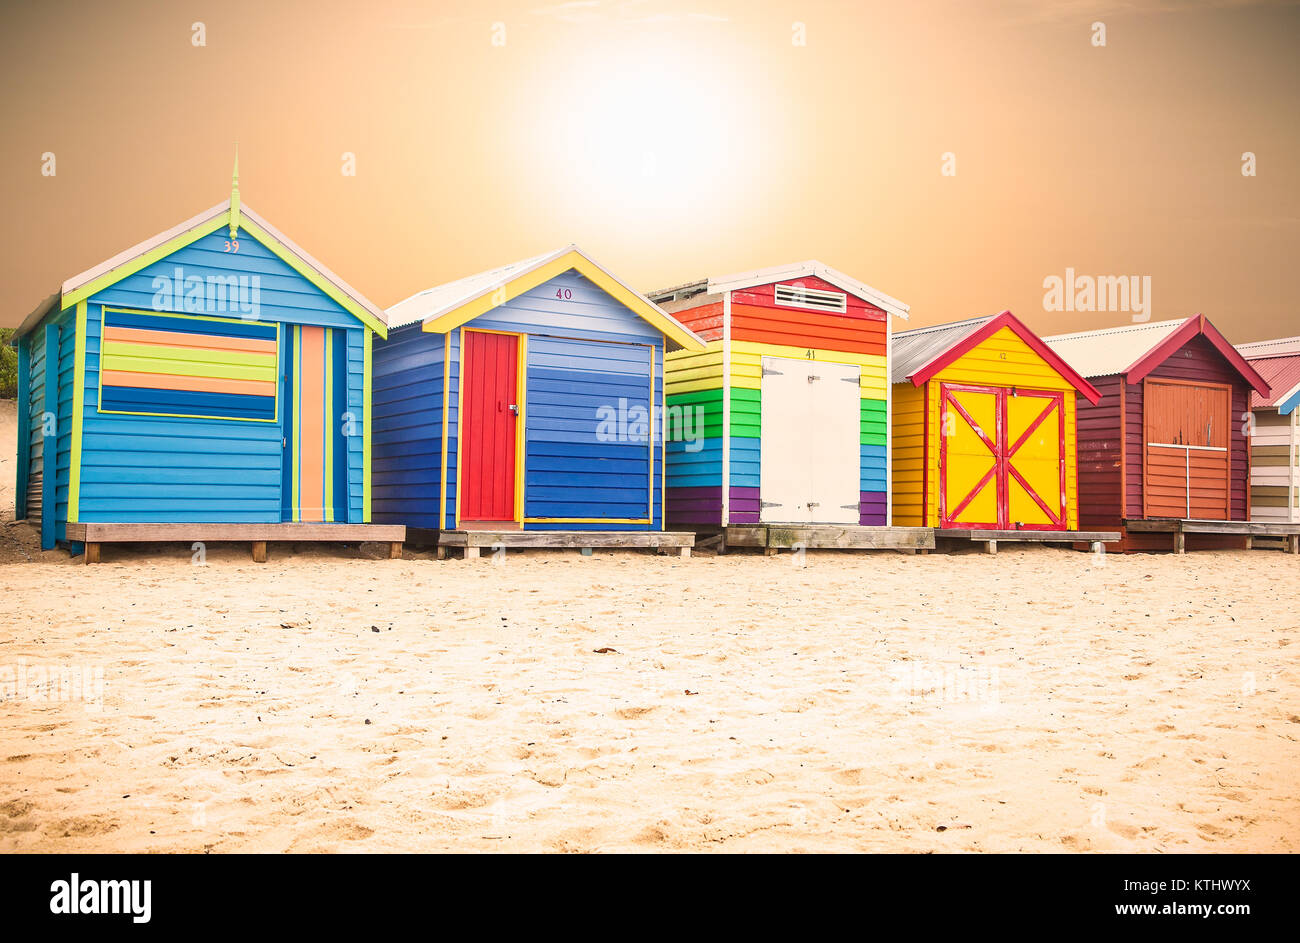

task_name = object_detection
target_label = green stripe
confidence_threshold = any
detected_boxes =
[670,387,886,442]
[102,353,277,383]
[103,340,275,370]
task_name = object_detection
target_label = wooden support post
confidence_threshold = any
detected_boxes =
[985,540,997,555]
[1244,535,1254,550]
[84,542,100,565]
[435,545,447,560]
[389,542,403,559]
[1174,530,1185,555]
[679,546,691,559]
[464,546,480,560]
[1090,541,1102,554]
[251,541,267,563]
[1290,534,1299,555]
[919,548,929,555]
[764,545,778,556]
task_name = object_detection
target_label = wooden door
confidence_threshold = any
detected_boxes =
[759,356,860,524]
[940,384,1066,530]
[1144,379,1229,519]
[462,331,520,522]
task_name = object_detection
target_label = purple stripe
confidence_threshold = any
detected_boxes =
[666,486,722,525]
[859,491,887,526]
[728,486,761,524]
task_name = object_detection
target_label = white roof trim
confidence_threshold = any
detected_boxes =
[704,260,910,320]
[51,199,386,328]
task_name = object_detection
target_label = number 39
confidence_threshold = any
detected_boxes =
[223,240,239,253]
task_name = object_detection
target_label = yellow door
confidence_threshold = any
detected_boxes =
[940,384,1000,528]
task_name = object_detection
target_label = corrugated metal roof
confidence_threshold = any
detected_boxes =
[1237,335,1300,360]
[891,315,993,383]
[386,249,559,330]
[1041,318,1190,378]
[1241,351,1300,409]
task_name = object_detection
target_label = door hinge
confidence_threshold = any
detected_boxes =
[841,376,858,383]
[762,366,783,376]
[840,503,859,510]
[760,500,783,508]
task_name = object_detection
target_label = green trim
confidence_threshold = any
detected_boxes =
[62,213,231,310]
[363,329,373,522]
[67,301,87,523]
[238,217,387,339]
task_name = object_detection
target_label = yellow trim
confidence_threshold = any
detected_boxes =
[419,249,703,351]
[324,329,335,523]
[62,215,231,310]
[236,216,388,339]
[95,307,282,423]
[454,330,464,528]
[292,325,302,521]
[67,301,87,524]
[523,518,653,525]
[439,334,450,530]
[363,329,372,522]
[649,343,656,524]
[515,333,527,525]
[659,334,666,531]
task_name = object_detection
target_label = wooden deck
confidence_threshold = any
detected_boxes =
[1125,519,1300,554]
[721,525,935,553]
[935,528,1122,555]
[65,522,406,564]
[435,529,696,558]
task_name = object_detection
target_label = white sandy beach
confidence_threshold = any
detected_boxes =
[0,398,1297,853]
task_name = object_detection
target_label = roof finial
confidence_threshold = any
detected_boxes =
[229,145,241,239]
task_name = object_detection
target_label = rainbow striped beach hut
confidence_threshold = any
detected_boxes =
[649,261,931,552]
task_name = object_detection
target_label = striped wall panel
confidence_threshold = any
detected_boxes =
[99,309,278,421]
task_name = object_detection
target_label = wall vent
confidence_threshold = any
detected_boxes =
[774,282,847,313]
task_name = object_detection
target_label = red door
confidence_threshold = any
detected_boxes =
[462,331,519,522]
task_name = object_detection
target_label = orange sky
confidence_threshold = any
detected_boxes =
[1,0,1297,340]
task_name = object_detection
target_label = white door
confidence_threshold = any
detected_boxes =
[760,356,861,524]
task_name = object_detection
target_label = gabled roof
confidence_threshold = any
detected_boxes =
[1236,337,1300,411]
[893,310,1101,404]
[12,199,388,340]
[1043,315,1271,397]
[647,260,910,321]
[386,245,706,352]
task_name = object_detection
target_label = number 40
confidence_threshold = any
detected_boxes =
[555,287,572,300]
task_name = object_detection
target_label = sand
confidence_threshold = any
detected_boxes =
[0,397,1297,852]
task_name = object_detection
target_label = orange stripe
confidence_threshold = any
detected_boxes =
[100,369,276,398]
[103,325,278,356]
[298,326,326,522]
